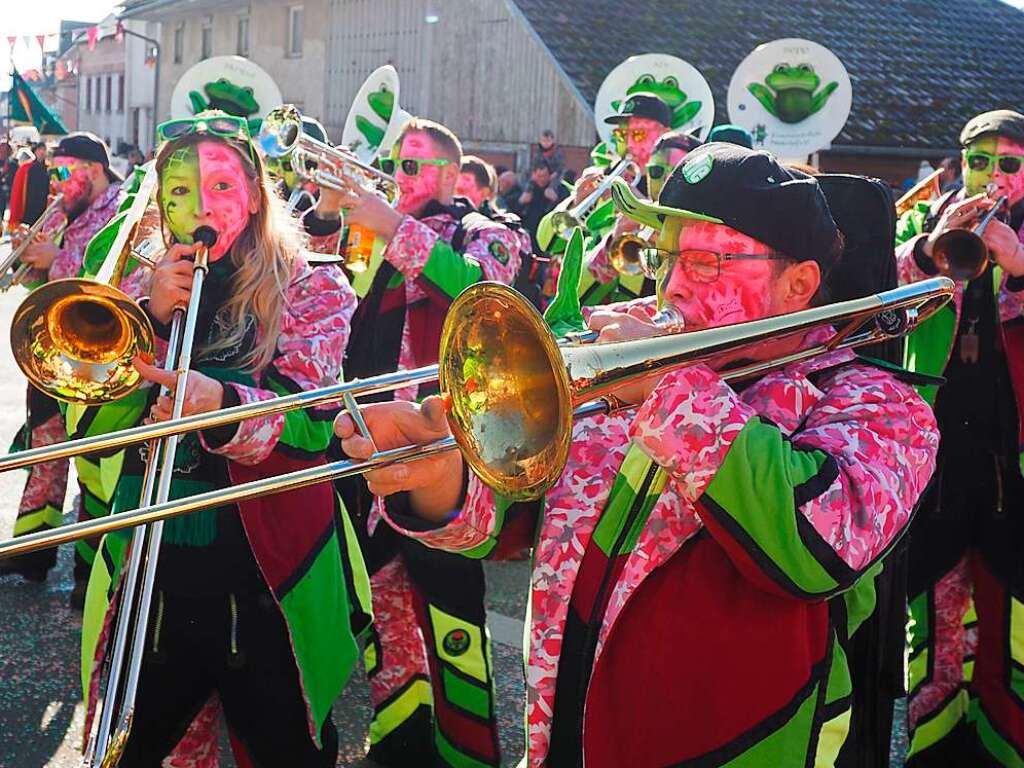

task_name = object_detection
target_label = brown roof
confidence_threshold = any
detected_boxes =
[511,0,1024,151]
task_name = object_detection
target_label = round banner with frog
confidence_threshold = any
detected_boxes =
[594,54,715,145]
[727,38,852,159]
[169,56,283,122]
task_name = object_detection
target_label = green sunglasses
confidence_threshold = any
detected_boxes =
[965,150,1024,175]
[157,114,251,143]
[380,157,450,176]
[49,166,73,184]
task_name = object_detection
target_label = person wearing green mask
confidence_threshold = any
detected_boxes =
[897,109,1024,767]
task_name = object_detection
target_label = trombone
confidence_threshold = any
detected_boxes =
[550,156,639,237]
[0,195,68,291]
[0,276,954,557]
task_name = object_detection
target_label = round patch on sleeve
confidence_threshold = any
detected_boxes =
[488,240,510,265]
[442,628,472,656]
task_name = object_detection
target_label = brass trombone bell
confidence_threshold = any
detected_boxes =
[11,279,155,405]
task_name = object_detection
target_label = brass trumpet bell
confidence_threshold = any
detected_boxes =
[10,279,155,405]
[608,231,651,276]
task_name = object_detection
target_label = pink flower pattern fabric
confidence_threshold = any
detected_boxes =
[584,235,618,285]
[366,558,431,706]
[909,555,973,730]
[193,257,356,464]
[383,213,526,402]
[16,413,69,519]
[382,329,938,767]
[48,184,122,281]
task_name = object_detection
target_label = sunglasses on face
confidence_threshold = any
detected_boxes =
[380,157,451,177]
[49,165,73,184]
[639,247,790,283]
[613,127,648,144]
[646,162,672,181]
[966,151,1024,175]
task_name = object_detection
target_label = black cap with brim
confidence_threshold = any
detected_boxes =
[613,142,840,270]
[960,109,1024,147]
[54,131,123,183]
[604,93,672,126]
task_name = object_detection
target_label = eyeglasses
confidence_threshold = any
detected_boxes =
[965,151,1024,175]
[157,115,251,143]
[380,157,451,177]
[613,127,648,144]
[638,248,791,282]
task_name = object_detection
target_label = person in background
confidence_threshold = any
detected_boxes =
[535,128,565,183]
[9,141,50,228]
[455,154,498,214]
[0,142,16,233]
[938,155,963,194]
[707,124,754,149]
[519,159,565,250]
[496,169,523,214]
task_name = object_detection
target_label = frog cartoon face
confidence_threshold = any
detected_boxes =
[612,74,703,132]
[188,78,260,117]
[747,63,838,124]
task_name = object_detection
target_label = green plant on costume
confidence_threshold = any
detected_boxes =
[611,74,702,130]
[188,78,261,117]
[747,63,838,124]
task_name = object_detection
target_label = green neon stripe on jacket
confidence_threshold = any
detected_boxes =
[975,706,1024,767]
[720,682,820,766]
[420,240,483,300]
[436,729,496,768]
[908,690,969,756]
[704,417,842,597]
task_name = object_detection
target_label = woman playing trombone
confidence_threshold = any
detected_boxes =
[81,112,369,767]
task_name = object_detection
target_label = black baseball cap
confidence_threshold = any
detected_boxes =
[53,132,123,183]
[604,94,671,127]
[612,142,840,269]
[960,109,1024,147]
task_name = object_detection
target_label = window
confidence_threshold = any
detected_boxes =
[236,16,250,56]
[105,75,112,113]
[85,75,92,112]
[173,22,184,64]
[287,5,303,57]
[201,17,213,60]
[117,74,125,113]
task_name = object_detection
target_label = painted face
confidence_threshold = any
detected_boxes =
[661,220,779,330]
[617,116,668,167]
[963,136,1024,207]
[159,140,253,261]
[646,145,691,202]
[455,172,488,208]
[52,158,97,218]
[395,132,448,217]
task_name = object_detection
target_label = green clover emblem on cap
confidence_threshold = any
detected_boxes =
[682,154,713,184]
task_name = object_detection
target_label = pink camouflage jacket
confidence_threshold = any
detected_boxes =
[382,322,939,766]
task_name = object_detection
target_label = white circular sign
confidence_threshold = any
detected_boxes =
[594,54,715,144]
[169,56,283,120]
[727,38,852,159]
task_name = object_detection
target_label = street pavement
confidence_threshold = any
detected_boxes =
[0,239,531,767]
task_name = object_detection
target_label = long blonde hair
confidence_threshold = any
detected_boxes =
[154,133,301,372]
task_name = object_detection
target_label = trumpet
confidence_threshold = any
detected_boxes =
[551,157,640,236]
[608,225,657,276]
[0,276,954,558]
[258,104,400,273]
[930,191,1009,281]
[0,195,67,291]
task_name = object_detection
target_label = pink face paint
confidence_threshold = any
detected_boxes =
[626,116,669,167]
[395,132,447,216]
[193,141,250,260]
[662,221,778,330]
[455,172,487,208]
[992,137,1024,208]
[52,158,95,216]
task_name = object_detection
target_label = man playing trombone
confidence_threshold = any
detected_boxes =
[336,143,940,767]
[1,133,123,588]
[897,109,1024,767]
[308,117,529,766]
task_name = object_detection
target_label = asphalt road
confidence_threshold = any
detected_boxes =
[0,238,531,767]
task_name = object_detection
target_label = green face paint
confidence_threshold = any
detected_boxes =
[160,146,203,245]
[963,136,999,197]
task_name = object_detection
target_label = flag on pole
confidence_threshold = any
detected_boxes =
[87,26,98,50]
[36,35,46,51]
[8,68,68,135]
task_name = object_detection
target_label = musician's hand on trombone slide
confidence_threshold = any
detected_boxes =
[133,357,225,423]
[334,396,463,522]
[17,235,59,270]
[148,243,204,323]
